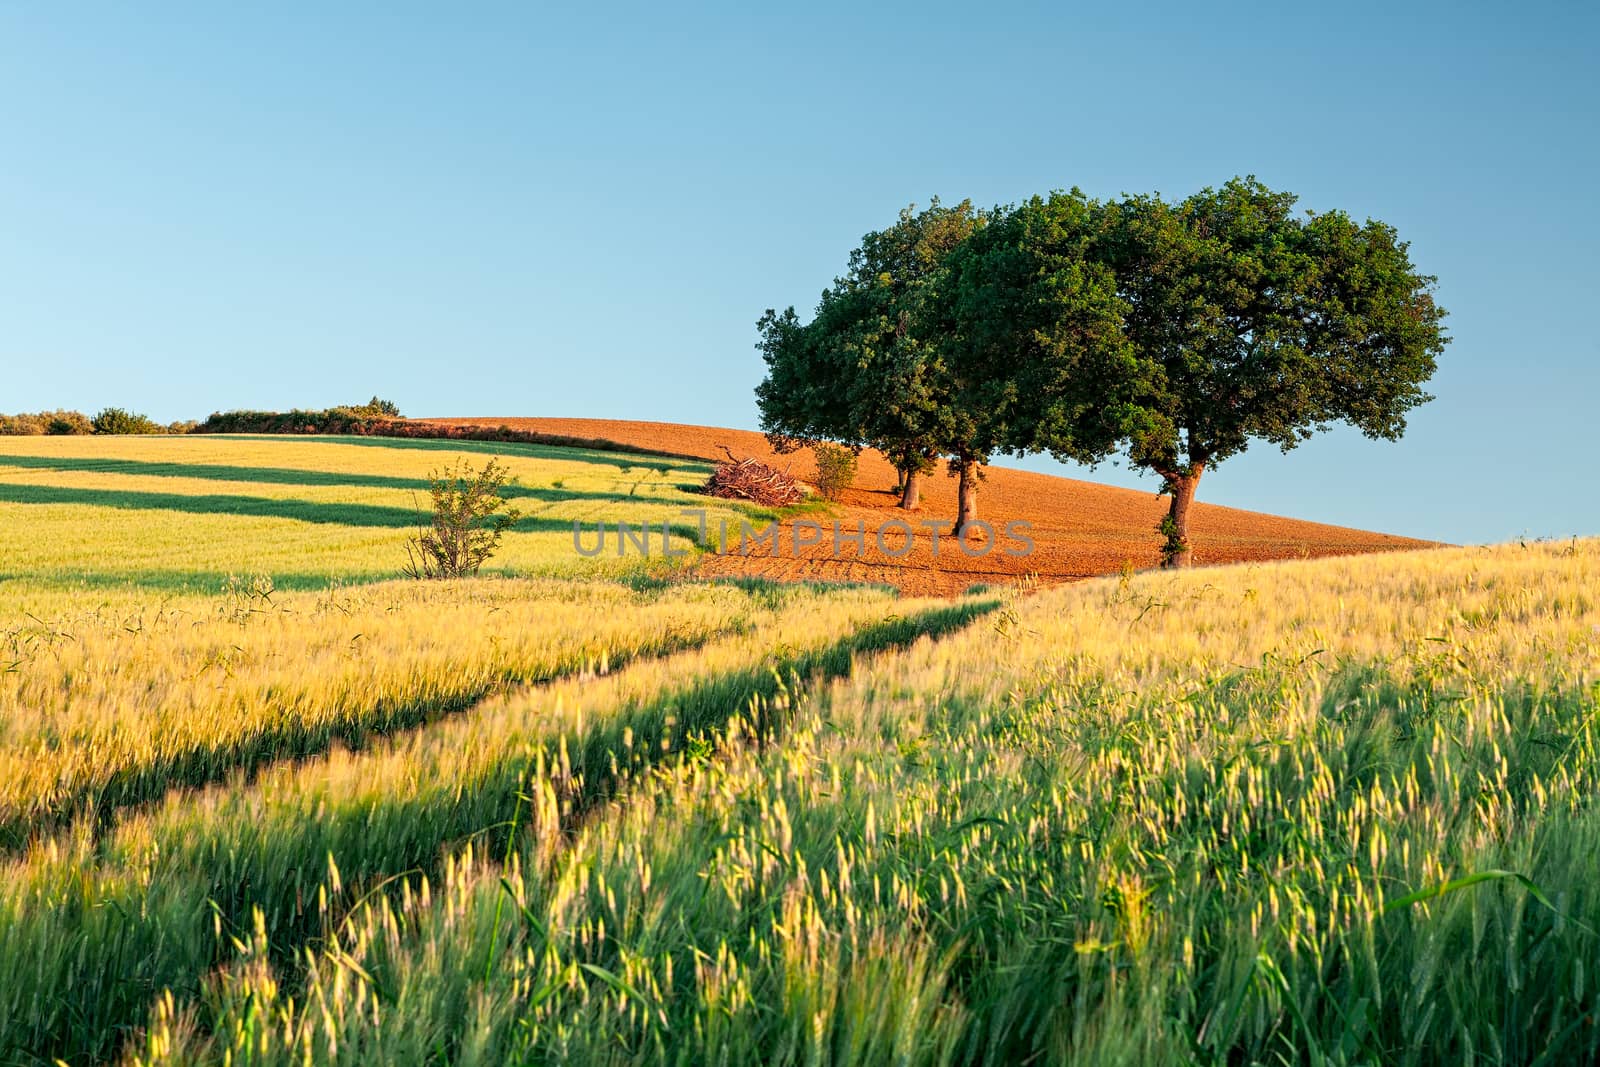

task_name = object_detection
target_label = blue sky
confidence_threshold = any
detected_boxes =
[3,2,1595,544]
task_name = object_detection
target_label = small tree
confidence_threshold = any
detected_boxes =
[359,396,401,417]
[811,442,858,501]
[755,305,846,450]
[885,443,938,509]
[403,457,522,578]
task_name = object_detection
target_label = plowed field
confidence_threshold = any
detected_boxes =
[420,417,1435,595]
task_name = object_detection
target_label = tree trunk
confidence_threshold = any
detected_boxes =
[899,467,922,510]
[951,459,979,536]
[1160,464,1204,568]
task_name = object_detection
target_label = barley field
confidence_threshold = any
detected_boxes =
[2,436,1596,1065]
[0,433,771,605]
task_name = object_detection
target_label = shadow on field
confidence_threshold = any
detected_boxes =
[0,482,644,532]
[0,626,733,858]
[0,453,699,508]
[2,594,1000,1064]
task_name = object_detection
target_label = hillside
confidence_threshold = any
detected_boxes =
[422,417,1435,594]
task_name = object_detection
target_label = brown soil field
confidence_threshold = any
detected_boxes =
[419,417,1436,596]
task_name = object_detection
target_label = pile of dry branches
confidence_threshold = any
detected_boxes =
[702,446,808,506]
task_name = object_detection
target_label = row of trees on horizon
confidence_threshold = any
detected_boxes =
[754,177,1450,566]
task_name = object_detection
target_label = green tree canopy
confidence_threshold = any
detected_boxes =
[756,178,1446,563]
[942,190,1134,507]
[1090,176,1448,564]
[756,199,983,516]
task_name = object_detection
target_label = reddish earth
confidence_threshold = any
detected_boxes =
[420,417,1437,596]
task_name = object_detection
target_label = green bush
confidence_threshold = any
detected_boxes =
[91,407,163,435]
[44,410,93,435]
[403,457,523,579]
[811,442,859,502]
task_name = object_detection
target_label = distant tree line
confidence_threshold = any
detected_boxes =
[1,399,711,467]
[192,397,404,435]
[1,399,405,437]
[0,408,195,435]
[756,177,1449,566]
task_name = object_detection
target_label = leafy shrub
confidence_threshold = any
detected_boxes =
[357,396,401,417]
[0,410,93,435]
[811,442,858,502]
[0,413,44,435]
[45,410,94,435]
[403,457,523,579]
[91,407,163,435]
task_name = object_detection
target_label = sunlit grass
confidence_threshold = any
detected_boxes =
[0,582,987,1063]
[6,434,1597,1065]
[0,432,917,1062]
[0,576,764,851]
[124,539,1600,1066]
[0,434,758,604]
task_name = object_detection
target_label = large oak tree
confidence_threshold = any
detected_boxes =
[1089,177,1448,565]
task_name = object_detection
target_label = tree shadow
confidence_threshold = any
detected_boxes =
[0,453,701,508]
[0,482,592,532]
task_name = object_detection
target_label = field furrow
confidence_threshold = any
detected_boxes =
[0,584,996,1064]
[0,577,754,853]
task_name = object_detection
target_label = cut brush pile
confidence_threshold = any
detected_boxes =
[702,446,808,506]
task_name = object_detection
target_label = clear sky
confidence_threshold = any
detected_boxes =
[4,2,1595,544]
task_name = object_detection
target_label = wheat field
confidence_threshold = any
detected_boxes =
[2,435,1596,1064]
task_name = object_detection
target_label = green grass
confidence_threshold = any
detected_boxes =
[0,578,760,852]
[4,434,1599,1065]
[128,540,1600,1066]
[0,434,756,605]
[0,433,990,1064]
[1,586,990,1064]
